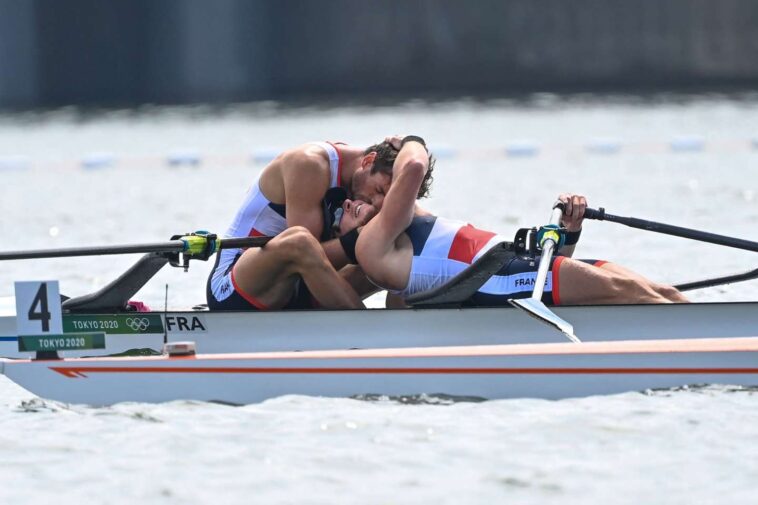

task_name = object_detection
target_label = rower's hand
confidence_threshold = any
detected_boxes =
[384,135,405,150]
[558,193,587,232]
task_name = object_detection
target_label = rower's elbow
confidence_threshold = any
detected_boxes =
[400,159,428,183]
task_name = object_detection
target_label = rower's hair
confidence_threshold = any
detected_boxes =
[364,141,435,199]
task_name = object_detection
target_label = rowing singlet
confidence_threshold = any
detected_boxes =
[208,141,343,306]
[399,216,509,296]
[399,216,578,305]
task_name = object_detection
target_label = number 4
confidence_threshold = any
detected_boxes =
[14,280,62,337]
[28,283,52,332]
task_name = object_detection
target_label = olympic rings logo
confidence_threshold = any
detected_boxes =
[125,317,150,332]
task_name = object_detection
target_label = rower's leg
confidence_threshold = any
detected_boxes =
[595,262,689,303]
[231,233,301,309]
[556,259,688,304]
[233,227,364,309]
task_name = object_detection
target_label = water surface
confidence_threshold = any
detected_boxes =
[0,95,757,503]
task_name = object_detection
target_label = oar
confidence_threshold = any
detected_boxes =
[509,202,580,343]
[674,266,758,292]
[583,207,758,253]
[0,235,272,261]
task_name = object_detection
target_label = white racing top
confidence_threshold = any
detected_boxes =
[209,142,343,301]
[399,216,516,297]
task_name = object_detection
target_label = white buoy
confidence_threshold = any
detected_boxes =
[0,155,31,171]
[586,138,622,154]
[505,141,539,157]
[670,136,705,152]
[167,150,201,166]
[81,152,116,170]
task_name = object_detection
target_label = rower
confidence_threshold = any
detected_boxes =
[354,136,688,308]
[206,138,435,311]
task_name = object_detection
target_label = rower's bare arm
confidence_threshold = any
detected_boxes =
[363,142,429,246]
[557,193,587,258]
[356,141,428,288]
[281,149,331,239]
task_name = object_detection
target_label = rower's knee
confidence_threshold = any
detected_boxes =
[270,227,325,267]
[655,283,689,303]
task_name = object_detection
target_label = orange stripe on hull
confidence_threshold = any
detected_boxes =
[50,366,758,378]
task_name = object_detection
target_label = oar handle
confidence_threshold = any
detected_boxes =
[583,207,758,253]
[584,207,648,227]
[583,207,606,221]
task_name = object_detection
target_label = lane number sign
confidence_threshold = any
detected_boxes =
[15,281,63,336]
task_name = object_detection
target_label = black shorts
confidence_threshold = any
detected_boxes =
[206,253,316,311]
[464,255,607,307]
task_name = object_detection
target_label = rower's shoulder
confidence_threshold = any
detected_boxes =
[276,143,332,172]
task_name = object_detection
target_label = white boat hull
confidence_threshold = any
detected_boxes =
[1,302,758,358]
[3,337,757,405]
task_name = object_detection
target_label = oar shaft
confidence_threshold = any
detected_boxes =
[674,267,758,292]
[584,207,758,253]
[0,236,273,261]
[0,242,186,260]
[531,205,564,301]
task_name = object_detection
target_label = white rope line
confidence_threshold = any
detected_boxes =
[1,136,756,171]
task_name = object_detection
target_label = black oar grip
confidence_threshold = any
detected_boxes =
[220,236,273,249]
[583,207,606,221]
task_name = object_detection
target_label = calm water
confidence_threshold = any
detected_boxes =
[0,95,757,503]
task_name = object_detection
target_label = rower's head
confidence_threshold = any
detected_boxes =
[333,198,377,236]
[351,141,435,210]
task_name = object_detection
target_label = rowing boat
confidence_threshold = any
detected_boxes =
[2,302,758,358]
[0,205,756,405]
[3,337,757,405]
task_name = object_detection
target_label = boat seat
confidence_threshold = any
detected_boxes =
[405,241,516,308]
